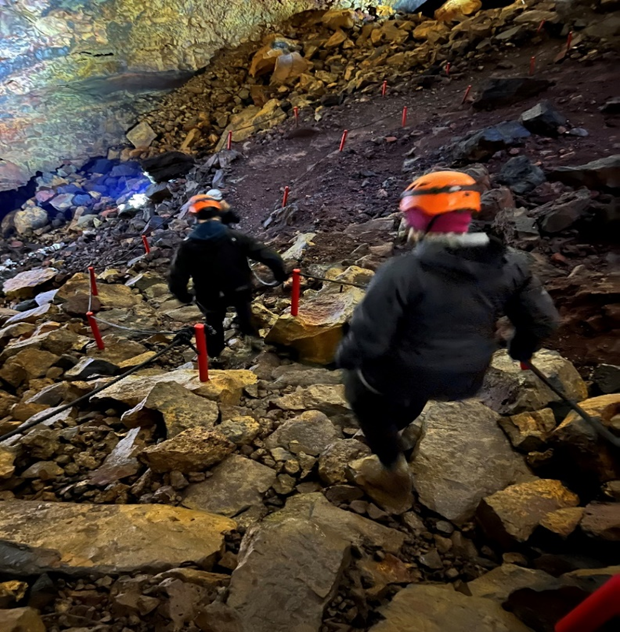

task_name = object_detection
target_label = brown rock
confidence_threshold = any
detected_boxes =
[140,427,234,474]
[478,479,580,546]
[0,580,28,608]
[435,0,482,22]
[0,607,45,632]
[55,273,142,310]
[539,507,585,539]
[3,268,57,300]
[499,408,556,453]
[581,503,620,541]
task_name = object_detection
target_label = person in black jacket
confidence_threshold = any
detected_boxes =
[169,192,288,356]
[337,170,560,500]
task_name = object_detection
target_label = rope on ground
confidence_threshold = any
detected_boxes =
[251,266,280,287]
[90,315,178,337]
[0,327,195,443]
[299,271,368,290]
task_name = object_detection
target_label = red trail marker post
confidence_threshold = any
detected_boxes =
[88,266,98,297]
[402,106,408,128]
[339,129,349,152]
[282,186,290,208]
[537,19,546,34]
[87,312,105,350]
[194,323,209,383]
[530,56,536,76]
[293,106,299,126]
[142,235,151,254]
[226,130,233,150]
[566,31,573,52]
[291,269,301,317]
[461,84,472,104]
[381,80,387,97]
[555,574,620,632]
[445,62,450,76]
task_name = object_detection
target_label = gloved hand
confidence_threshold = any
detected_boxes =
[176,290,195,305]
[274,268,290,285]
[508,332,538,363]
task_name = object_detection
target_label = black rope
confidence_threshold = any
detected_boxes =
[0,327,195,442]
[523,361,620,449]
[299,271,367,290]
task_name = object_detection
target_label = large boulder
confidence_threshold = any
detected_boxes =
[520,101,567,137]
[139,427,234,474]
[411,401,531,524]
[548,155,620,191]
[497,156,546,195]
[536,189,592,234]
[435,0,482,22]
[580,502,620,542]
[369,584,532,632]
[0,501,235,576]
[480,349,588,416]
[478,479,580,547]
[226,493,404,632]
[120,381,219,437]
[182,455,276,520]
[272,384,350,418]
[552,394,620,485]
[473,77,553,110]
[2,268,57,300]
[266,285,364,364]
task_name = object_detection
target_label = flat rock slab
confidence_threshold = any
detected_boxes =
[371,584,533,632]
[265,410,341,456]
[227,492,404,632]
[2,268,57,300]
[0,501,235,576]
[182,455,276,518]
[55,273,142,309]
[411,400,531,524]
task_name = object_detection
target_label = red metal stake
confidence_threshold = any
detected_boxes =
[537,19,546,34]
[445,62,451,76]
[88,266,98,297]
[282,186,290,208]
[293,106,299,126]
[381,80,387,97]
[566,31,573,52]
[194,323,209,383]
[87,312,105,350]
[339,129,349,152]
[402,106,408,128]
[291,269,301,317]
[530,56,536,76]
[461,84,472,104]
[555,574,620,632]
[226,130,233,150]
[141,235,151,255]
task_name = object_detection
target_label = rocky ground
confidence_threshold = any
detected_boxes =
[0,1,619,631]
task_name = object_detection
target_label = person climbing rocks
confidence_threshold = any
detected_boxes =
[336,170,560,505]
[169,191,288,356]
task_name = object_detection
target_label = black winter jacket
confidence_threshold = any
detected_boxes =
[168,221,287,308]
[336,236,560,399]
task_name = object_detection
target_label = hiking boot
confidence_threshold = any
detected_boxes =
[348,454,413,515]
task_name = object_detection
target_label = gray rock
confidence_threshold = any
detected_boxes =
[548,155,620,191]
[592,364,620,394]
[474,77,553,110]
[411,401,531,524]
[479,349,587,416]
[370,584,533,632]
[536,189,591,234]
[227,493,404,632]
[89,427,143,487]
[581,502,620,542]
[497,156,546,195]
[272,367,344,387]
[451,121,531,163]
[520,101,567,137]
[0,607,45,632]
[182,455,276,519]
[265,410,340,456]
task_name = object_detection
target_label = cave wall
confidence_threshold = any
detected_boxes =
[0,0,395,191]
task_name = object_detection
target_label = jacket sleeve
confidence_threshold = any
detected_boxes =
[168,243,194,304]
[336,260,410,370]
[231,230,289,283]
[504,256,560,361]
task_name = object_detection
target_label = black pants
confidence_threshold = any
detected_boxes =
[344,368,486,468]
[203,298,256,357]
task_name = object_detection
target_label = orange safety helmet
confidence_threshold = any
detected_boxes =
[183,193,223,215]
[400,171,481,216]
